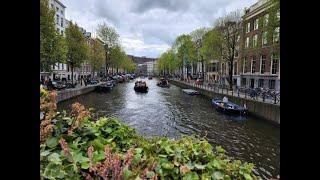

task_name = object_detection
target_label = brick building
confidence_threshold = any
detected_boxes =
[237,0,280,90]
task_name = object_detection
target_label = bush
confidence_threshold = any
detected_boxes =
[40,87,258,179]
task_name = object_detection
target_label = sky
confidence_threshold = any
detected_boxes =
[60,0,257,58]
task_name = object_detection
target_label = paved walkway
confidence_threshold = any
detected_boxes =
[170,79,280,105]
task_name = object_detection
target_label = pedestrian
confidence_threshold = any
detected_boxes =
[222,96,228,103]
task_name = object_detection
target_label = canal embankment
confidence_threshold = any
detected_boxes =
[56,83,101,103]
[169,79,280,125]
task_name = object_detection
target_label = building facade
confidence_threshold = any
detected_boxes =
[238,0,280,90]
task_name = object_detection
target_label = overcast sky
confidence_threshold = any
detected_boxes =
[60,0,257,58]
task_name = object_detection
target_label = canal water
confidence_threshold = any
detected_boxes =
[58,78,280,179]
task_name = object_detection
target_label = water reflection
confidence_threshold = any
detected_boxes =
[58,78,280,179]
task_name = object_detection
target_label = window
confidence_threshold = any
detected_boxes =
[61,30,63,35]
[269,80,275,89]
[264,14,269,26]
[234,61,238,75]
[245,37,250,48]
[251,57,256,74]
[254,19,259,30]
[258,79,264,88]
[61,18,64,27]
[253,34,258,47]
[271,54,279,75]
[56,14,59,25]
[246,22,250,33]
[262,32,268,45]
[61,10,63,15]
[260,55,266,74]
[56,7,59,12]
[243,58,248,73]
[241,78,247,86]
[51,4,54,9]
[273,27,280,43]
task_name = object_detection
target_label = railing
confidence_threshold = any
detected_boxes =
[171,78,280,105]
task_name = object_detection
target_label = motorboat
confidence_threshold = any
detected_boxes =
[211,98,248,116]
[157,78,170,88]
[134,81,148,93]
[182,89,199,95]
[148,76,153,80]
[96,82,113,92]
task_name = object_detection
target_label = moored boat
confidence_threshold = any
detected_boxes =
[211,98,247,116]
[134,81,148,93]
[148,76,153,80]
[182,89,199,95]
[96,82,113,92]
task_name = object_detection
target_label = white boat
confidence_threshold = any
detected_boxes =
[182,89,199,95]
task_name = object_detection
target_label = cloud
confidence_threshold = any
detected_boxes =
[60,0,258,58]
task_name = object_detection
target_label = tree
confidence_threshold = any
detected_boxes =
[89,38,105,77]
[157,49,176,76]
[108,45,124,74]
[40,0,67,72]
[65,22,89,84]
[172,34,196,79]
[212,10,242,90]
[190,27,209,79]
[96,22,120,75]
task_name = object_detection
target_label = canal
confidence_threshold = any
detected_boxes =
[58,78,280,179]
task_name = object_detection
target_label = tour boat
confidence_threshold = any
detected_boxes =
[182,89,199,95]
[134,81,148,93]
[211,98,247,116]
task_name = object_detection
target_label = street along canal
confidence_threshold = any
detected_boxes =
[58,78,280,179]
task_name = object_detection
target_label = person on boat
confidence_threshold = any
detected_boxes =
[223,96,228,103]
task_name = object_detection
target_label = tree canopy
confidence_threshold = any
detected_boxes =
[89,38,105,75]
[40,0,67,72]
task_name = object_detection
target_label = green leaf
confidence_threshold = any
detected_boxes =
[212,171,224,180]
[244,173,253,180]
[194,164,206,170]
[162,162,174,170]
[46,137,59,148]
[123,166,132,180]
[47,153,62,165]
[216,146,226,154]
[73,152,89,163]
[132,153,142,165]
[93,151,105,162]
[146,171,155,178]
[182,172,199,180]
[135,148,143,154]
[40,150,51,157]
[81,162,90,169]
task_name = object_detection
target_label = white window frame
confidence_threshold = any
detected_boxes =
[246,22,250,33]
[251,57,256,74]
[260,55,266,74]
[243,58,246,74]
[273,27,280,43]
[254,19,259,30]
[276,9,280,20]
[245,37,250,48]
[253,34,258,47]
[270,54,279,75]
[262,32,268,46]
[264,14,269,26]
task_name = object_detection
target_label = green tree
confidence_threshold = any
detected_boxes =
[172,34,196,78]
[40,0,67,72]
[96,22,120,75]
[108,45,124,74]
[157,49,176,76]
[190,27,209,79]
[65,22,89,84]
[212,10,242,90]
[89,38,105,78]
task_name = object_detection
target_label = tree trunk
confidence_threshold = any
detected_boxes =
[71,65,74,85]
[201,56,204,80]
[229,61,233,91]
